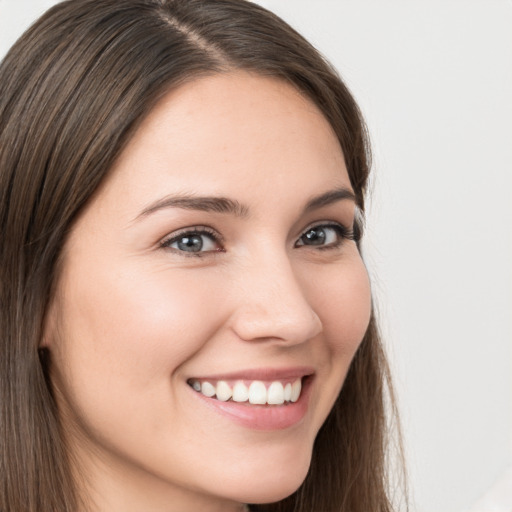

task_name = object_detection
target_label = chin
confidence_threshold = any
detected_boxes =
[245,474,308,505]
[218,447,312,505]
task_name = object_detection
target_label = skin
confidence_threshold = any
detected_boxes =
[43,72,372,512]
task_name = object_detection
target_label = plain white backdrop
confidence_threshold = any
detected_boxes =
[1,1,511,511]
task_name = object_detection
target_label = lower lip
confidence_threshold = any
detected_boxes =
[189,377,313,431]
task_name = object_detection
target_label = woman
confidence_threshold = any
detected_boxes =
[0,1,405,511]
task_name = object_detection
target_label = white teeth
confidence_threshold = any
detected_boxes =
[201,381,216,397]
[216,381,232,401]
[290,379,301,402]
[267,381,285,405]
[248,381,267,404]
[232,381,249,402]
[191,377,304,405]
[284,383,292,401]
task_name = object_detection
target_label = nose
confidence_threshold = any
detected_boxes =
[229,252,323,345]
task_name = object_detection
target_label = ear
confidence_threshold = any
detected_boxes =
[40,296,58,349]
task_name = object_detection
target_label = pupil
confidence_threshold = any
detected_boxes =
[178,235,203,252]
[304,228,325,245]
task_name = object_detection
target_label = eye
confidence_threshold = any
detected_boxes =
[161,228,222,255]
[295,223,354,249]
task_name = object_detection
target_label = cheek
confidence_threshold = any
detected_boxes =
[336,263,372,352]
[301,253,371,430]
[305,254,372,356]
[51,260,226,413]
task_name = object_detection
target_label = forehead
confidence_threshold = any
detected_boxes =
[96,71,350,216]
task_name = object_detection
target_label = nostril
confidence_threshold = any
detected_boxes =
[230,305,322,345]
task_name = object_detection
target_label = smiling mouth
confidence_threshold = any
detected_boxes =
[187,377,307,406]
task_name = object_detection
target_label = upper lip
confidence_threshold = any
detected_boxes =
[189,366,315,381]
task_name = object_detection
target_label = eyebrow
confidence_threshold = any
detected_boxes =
[137,194,250,219]
[135,186,356,221]
[303,187,356,213]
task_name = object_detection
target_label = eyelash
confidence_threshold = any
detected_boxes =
[159,222,359,257]
[297,222,358,251]
[160,226,223,257]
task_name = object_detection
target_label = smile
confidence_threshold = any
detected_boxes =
[188,378,302,405]
[186,368,314,430]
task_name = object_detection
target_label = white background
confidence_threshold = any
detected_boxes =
[1,1,511,511]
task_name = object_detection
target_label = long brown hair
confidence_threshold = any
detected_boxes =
[0,1,406,510]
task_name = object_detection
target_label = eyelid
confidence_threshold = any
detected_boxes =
[159,225,224,255]
[296,220,358,245]
[157,218,361,257]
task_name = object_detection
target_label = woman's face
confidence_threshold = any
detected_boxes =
[45,72,372,511]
